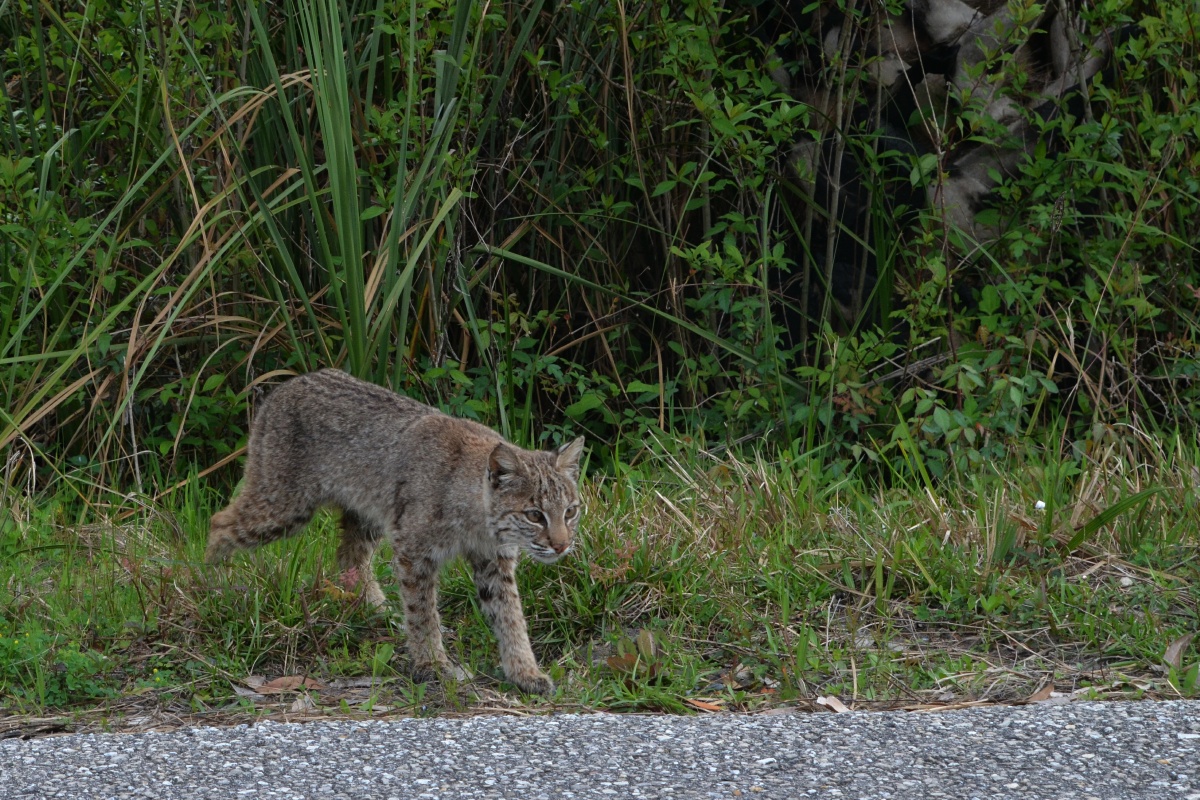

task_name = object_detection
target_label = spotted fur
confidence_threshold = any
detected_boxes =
[205,368,584,694]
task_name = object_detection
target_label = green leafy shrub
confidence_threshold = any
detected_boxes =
[0,0,1197,493]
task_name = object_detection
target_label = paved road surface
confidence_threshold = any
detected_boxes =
[2,701,1198,799]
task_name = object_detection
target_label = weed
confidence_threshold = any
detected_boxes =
[1,439,1197,718]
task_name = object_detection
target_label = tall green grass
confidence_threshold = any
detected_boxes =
[1,438,1196,714]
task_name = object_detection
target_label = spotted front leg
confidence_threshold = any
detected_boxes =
[469,551,554,695]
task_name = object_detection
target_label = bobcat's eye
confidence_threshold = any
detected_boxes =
[565,505,580,520]
[524,509,545,525]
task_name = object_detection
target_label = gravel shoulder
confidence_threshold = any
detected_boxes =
[2,701,1198,799]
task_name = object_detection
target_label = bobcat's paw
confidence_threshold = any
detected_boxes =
[204,511,239,563]
[203,533,237,564]
[509,669,555,696]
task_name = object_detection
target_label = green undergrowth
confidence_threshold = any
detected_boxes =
[2,439,1198,723]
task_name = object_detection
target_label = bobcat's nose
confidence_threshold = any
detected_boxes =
[551,541,569,555]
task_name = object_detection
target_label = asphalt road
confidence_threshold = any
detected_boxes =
[2,701,1197,799]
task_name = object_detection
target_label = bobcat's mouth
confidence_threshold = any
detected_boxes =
[528,543,570,564]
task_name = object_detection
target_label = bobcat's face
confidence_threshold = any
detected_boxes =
[507,493,582,564]
[488,437,585,563]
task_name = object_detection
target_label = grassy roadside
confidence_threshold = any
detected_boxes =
[2,440,1198,733]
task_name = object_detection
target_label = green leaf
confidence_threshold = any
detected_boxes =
[979,285,1000,314]
[636,628,657,660]
[201,374,225,393]
[651,179,676,197]
[1066,486,1166,552]
[565,392,605,419]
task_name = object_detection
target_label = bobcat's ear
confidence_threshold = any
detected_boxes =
[554,436,586,480]
[488,443,525,488]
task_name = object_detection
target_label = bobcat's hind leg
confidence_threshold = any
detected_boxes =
[205,486,316,563]
[337,510,386,608]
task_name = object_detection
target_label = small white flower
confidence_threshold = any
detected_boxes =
[1034,500,1046,510]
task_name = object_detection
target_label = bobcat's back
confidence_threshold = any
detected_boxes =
[252,367,435,445]
[243,369,503,523]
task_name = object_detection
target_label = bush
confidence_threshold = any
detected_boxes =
[1,0,1197,493]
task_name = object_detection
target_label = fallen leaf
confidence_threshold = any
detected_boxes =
[605,653,660,680]
[289,694,316,713]
[684,699,723,712]
[1164,633,1195,671]
[262,676,300,692]
[254,675,327,694]
[606,653,640,674]
[1027,681,1055,703]
[231,684,265,698]
[816,695,851,713]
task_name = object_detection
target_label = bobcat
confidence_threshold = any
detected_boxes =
[205,368,584,695]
